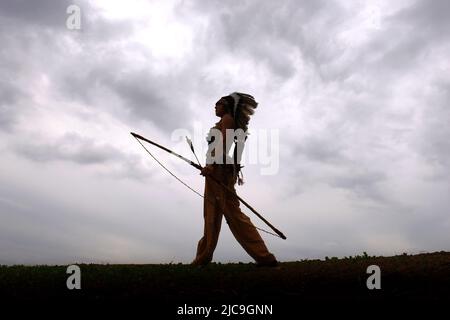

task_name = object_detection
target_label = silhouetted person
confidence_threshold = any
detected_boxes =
[191,92,278,267]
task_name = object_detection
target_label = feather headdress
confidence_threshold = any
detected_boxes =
[227,92,258,132]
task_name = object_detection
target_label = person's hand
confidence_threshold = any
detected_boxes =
[200,165,214,176]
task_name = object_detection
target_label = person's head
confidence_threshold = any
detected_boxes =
[214,92,258,131]
[214,96,235,117]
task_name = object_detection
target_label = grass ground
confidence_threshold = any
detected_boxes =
[1,251,449,316]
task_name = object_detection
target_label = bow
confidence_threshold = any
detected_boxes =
[131,132,287,240]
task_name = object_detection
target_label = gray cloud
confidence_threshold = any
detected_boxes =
[330,169,387,202]
[102,71,192,131]
[347,0,450,80]
[293,125,350,166]
[0,0,192,134]
[14,132,120,164]
[393,0,450,38]
[12,132,151,182]
[0,0,449,264]
[413,77,450,180]
[0,81,26,132]
[190,0,350,80]
[0,0,75,27]
[56,60,195,132]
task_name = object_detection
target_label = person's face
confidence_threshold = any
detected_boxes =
[215,100,227,117]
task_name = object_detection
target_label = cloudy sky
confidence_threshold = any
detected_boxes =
[1,0,449,265]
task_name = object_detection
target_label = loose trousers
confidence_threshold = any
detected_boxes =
[192,165,277,265]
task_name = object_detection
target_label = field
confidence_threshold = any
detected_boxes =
[1,251,449,315]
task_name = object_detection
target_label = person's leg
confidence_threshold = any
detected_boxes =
[191,173,223,266]
[221,171,277,265]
